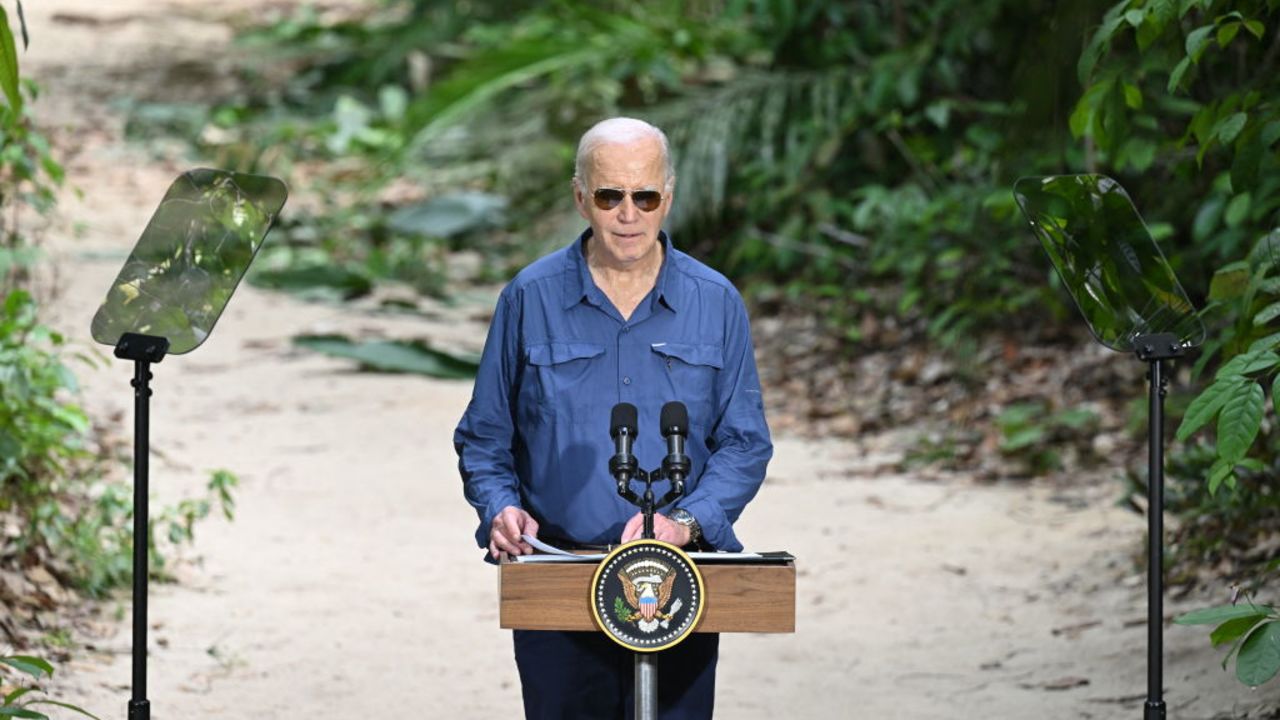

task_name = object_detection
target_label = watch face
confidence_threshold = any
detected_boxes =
[671,510,698,540]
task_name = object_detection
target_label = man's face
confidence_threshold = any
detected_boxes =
[574,138,673,268]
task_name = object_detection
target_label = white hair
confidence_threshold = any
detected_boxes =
[573,117,675,191]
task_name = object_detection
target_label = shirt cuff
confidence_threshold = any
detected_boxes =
[677,496,742,552]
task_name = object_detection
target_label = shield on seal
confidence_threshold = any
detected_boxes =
[639,585,658,621]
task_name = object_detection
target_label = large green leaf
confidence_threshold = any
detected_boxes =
[1274,372,1280,415]
[0,708,48,719]
[1214,112,1249,145]
[1213,614,1270,647]
[0,656,52,679]
[1176,377,1242,441]
[19,700,101,720]
[3,688,34,706]
[1185,24,1215,61]
[1176,603,1275,625]
[249,265,373,301]
[403,6,672,149]
[1225,190,1252,226]
[386,192,507,238]
[1000,425,1046,451]
[1255,300,1280,326]
[406,40,603,147]
[1248,332,1280,352]
[1208,260,1250,300]
[1237,621,1280,686]
[1167,55,1192,93]
[0,5,20,111]
[1078,15,1125,84]
[1217,380,1265,464]
[1216,350,1280,379]
[292,334,479,378]
[1217,21,1241,47]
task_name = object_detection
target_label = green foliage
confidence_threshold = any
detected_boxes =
[1072,0,1280,284]
[1154,441,1277,576]
[1,9,236,601]
[995,401,1099,475]
[1,83,63,287]
[1074,1,1280,679]
[612,595,636,623]
[151,470,239,574]
[410,0,1086,343]
[1176,604,1280,686]
[243,190,507,301]
[119,0,1280,676]
[1,0,61,237]
[0,653,100,719]
[48,469,241,596]
[0,290,92,528]
[176,0,1118,347]
[0,4,21,112]
[292,334,479,378]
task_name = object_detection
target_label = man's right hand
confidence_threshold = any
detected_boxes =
[490,506,539,561]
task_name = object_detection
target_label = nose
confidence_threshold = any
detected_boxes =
[617,195,640,223]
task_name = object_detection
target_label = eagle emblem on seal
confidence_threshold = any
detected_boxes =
[613,559,684,633]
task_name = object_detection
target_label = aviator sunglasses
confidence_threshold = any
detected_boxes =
[591,187,664,212]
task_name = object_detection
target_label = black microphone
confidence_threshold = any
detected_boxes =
[609,402,639,486]
[660,401,690,490]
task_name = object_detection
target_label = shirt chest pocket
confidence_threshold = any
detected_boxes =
[650,343,723,427]
[523,341,607,414]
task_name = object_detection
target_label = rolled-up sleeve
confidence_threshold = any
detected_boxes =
[677,288,772,551]
[454,290,523,548]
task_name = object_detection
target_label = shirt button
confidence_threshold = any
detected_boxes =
[623,376,632,385]
[622,326,630,333]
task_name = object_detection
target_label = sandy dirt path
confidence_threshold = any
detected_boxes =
[15,1,1280,718]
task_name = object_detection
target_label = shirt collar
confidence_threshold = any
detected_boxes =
[565,229,679,313]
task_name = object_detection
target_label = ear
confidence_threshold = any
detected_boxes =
[573,178,590,220]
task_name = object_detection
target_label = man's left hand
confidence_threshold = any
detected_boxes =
[621,512,691,546]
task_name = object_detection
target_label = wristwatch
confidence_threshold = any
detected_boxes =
[668,508,702,546]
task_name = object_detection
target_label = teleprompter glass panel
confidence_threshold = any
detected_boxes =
[91,169,288,355]
[1013,174,1204,352]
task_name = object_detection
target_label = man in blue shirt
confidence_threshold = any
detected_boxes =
[454,117,772,719]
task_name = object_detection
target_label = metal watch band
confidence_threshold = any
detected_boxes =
[669,508,701,544]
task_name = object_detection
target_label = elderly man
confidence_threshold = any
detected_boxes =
[454,117,772,719]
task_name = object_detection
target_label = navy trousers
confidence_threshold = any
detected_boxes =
[513,630,718,719]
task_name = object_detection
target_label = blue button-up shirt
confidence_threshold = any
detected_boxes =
[454,229,772,553]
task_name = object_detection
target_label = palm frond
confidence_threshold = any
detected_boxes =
[404,6,669,150]
[649,67,863,232]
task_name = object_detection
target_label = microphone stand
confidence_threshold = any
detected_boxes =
[611,459,686,720]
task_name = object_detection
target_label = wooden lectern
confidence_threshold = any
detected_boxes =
[500,558,796,633]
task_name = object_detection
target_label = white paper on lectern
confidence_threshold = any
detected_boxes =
[513,534,770,563]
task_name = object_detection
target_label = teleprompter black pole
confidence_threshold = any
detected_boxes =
[1145,355,1167,720]
[1135,334,1182,720]
[130,359,151,720]
[114,333,169,720]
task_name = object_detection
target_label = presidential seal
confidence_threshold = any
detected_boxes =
[590,539,705,652]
